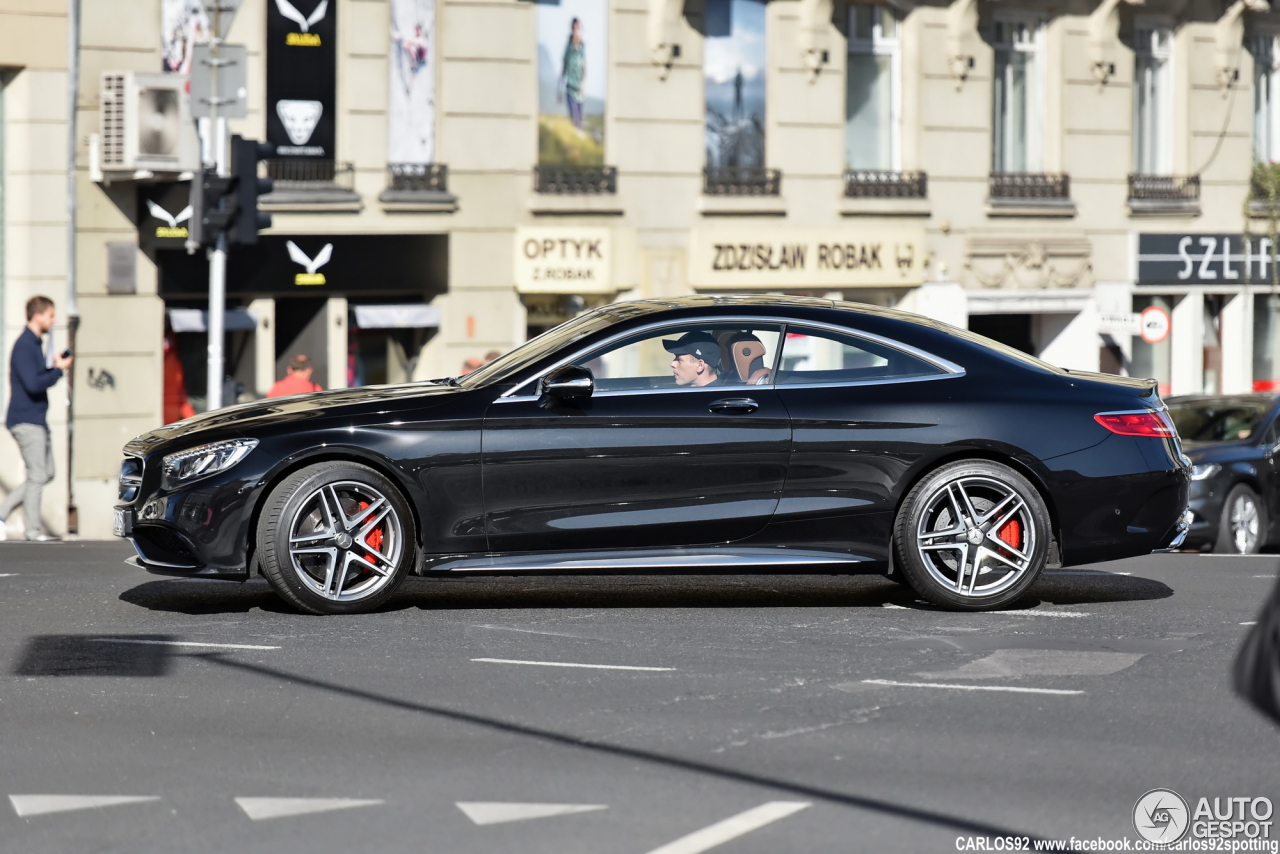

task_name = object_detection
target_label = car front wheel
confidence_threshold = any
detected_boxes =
[894,460,1051,611]
[257,461,415,615]
[1215,484,1265,555]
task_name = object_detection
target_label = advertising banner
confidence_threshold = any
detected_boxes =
[689,227,926,288]
[704,0,766,170]
[138,182,194,257]
[514,227,613,293]
[162,0,210,74]
[266,0,337,159]
[389,0,435,164]
[537,0,608,166]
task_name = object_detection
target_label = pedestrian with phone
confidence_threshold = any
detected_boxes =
[0,296,72,542]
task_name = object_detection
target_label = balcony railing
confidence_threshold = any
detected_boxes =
[704,167,781,196]
[989,172,1071,199]
[844,170,928,198]
[534,164,617,194]
[1129,174,1200,202]
[388,162,448,193]
[264,159,355,191]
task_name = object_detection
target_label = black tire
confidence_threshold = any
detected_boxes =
[1214,484,1265,555]
[893,460,1051,611]
[257,461,415,615]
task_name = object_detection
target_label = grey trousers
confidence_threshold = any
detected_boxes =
[0,423,53,539]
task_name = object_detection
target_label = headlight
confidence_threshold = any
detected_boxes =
[1190,463,1220,481]
[162,439,258,485]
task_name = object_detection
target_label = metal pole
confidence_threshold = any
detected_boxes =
[205,8,225,411]
[66,0,81,531]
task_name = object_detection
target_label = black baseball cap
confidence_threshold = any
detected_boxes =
[662,332,721,367]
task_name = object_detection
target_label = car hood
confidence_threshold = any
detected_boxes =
[1183,440,1260,464]
[126,382,466,452]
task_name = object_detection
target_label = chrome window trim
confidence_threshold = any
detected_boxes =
[497,314,964,400]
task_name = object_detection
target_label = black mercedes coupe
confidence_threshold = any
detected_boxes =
[114,296,1191,614]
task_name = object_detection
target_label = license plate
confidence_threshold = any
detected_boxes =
[113,508,127,538]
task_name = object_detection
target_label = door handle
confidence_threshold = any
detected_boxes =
[708,397,759,414]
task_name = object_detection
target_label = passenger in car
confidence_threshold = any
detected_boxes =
[664,332,728,388]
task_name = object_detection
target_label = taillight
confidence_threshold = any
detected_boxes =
[1094,410,1177,438]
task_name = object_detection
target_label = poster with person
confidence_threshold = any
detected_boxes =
[536,0,608,166]
[161,0,210,74]
[704,0,766,170]
[389,0,436,165]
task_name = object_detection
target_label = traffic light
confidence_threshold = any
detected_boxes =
[230,135,275,245]
[185,136,275,251]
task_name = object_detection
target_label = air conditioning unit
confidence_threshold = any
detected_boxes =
[98,71,200,174]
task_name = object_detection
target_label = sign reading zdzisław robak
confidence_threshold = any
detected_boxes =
[267,0,336,160]
[1137,233,1280,284]
[688,227,926,288]
[514,227,613,294]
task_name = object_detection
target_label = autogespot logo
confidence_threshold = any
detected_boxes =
[1134,788,1191,844]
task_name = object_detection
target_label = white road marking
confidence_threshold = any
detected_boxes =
[0,573,18,577]
[471,658,674,672]
[917,650,1143,680]
[1241,621,1258,626]
[9,795,159,817]
[983,610,1090,618]
[1044,570,1131,576]
[90,638,280,651]
[881,603,909,609]
[455,802,607,826]
[1254,575,1277,579]
[642,802,811,854]
[862,679,1083,696]
[234,797,383,820]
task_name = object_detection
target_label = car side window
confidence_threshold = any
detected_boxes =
[567,323,783,393]
[776,326,944,386]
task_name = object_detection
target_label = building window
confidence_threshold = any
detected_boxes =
[704,0,777,194]
[1133,23,1173,175]
[846,5,900,172]
[535,0,614,193]
[992,17,1043,174]
[1253,34,1280,162]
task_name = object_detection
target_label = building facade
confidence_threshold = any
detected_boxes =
[2,0,1274,537]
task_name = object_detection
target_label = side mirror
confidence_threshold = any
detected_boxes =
[539,364,594,407]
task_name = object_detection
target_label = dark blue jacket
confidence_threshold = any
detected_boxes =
[6,328,62,429]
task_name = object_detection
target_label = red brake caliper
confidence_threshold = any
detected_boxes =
[357,501,384,567]
[997,519,1021,550]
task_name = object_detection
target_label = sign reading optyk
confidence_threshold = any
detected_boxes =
[689,227,926,288]
[1137,233,1280,285]
[514,227,612,294]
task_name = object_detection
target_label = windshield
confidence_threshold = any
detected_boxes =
[456,303,658,389]
[1167,400,1270,443]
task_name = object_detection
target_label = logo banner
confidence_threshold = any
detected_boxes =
[267,0,336,159]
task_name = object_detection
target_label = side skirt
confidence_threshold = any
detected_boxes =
[419,547,879,575]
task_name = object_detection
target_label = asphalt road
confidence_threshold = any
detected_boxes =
[0,542,1276,853]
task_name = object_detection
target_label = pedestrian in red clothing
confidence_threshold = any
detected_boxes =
[267,355,323,398]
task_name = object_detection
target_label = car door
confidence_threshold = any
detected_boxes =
[481,320,791,553]
[768,323,962,559]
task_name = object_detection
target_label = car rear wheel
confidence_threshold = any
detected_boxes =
[1215,485,1264,555]
[894,460,1051,611]
[257,461,415,615]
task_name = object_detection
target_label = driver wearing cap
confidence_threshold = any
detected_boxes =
[664,331,726,388]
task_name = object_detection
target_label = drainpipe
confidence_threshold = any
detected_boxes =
[65,0,80,533]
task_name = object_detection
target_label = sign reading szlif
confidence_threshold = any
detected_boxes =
[1137,233,1280,285]
[689,227,926,288]
[266,0,336,159]
[514,227,613,294]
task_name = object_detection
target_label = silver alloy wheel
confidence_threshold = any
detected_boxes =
[914,475,1037,598]
[1229,492,1260,554]
[287,480,404,602]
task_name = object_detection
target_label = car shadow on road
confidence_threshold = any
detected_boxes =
[118,568,1174,615]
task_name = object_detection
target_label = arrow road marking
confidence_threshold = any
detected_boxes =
[9,795,159,817]
[456,802,607,825]
[471,658,674,672]
[90,638,281,651]
[863,679,1083,696]
[642,802,811,854]
[234,798,383,820]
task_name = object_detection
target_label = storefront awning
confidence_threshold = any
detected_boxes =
[352,304,441,329]
[167,308,258,333]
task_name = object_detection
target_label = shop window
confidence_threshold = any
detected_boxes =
[846,5,900,172]
[991,17,1043,174]
[1133,23,1173,176]
[968,314,1034,356]
[1254,294,1280,391]
[1253,34,1280,162]
[704,0,776,194]
[1131,295,1172,397]
[1203,295,1224,395]
[535,0,614,194]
